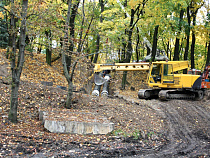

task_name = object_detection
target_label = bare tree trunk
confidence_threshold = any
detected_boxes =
[184,6,190,61]
[183,6,191,74]
[93,35,100,63]
[121,8,135,89]
[121,1,146,89]
[45,30,52,66]
[63,0,73,109]
[62,0,82,109]
[173,9,184,61]
[191,10,198,69]
[136,27,140,62]
[66,0,80,73]
[9,0,28,123]
[146,46,150,55]
[206,37,210,65]
[93,0,104,63]
[151,25,159,62]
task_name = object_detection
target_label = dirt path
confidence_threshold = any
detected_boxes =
[27,97,210,158]
[91,96,210,158]
[141,99,210,157]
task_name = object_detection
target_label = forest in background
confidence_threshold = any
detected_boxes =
[0,0,210,122]
[1,0,210,67]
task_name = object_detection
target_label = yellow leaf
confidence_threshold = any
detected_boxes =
[0,12,4,19]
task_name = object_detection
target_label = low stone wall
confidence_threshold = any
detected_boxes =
[39,108,114,135]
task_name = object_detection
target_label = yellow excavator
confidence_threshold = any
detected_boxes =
[138,61,205,100]
[93,61,206,100]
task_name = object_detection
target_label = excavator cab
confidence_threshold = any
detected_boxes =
[148,62,174,87]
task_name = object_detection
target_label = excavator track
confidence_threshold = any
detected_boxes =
[159,89,205,101]
[138,89,160,99]
[138,89,205,101]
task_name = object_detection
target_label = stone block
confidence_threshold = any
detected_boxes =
[41,81,53,86]
[44,119,114,135]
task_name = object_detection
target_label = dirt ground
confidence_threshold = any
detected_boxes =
[0,50,209,157]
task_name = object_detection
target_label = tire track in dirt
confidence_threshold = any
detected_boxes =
[143,100,210,157]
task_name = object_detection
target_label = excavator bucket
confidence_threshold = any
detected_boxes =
[94,73,107,86]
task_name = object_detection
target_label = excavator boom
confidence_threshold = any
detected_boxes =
[94,63,150,72]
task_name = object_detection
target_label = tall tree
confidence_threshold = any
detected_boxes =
[173,8,184,61]
[93,0,104,63]
[190,0,204,69]
[207,40,210,65]
[190,10,197,69]
[62,0,93,108]
[45,29,52,66]
[184,6,191,61]
[121,0,147,89]
[151,25,159,62]
[0,0,9,48]
[205,12,210,65]
[9,0,28,123]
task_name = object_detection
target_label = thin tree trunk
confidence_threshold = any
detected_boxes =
[191,10,198,69]
[121,8,135,89]
[173,9,184,61]
[93,0,104,63]
[136,27,140,62]
[46,48,51,66]
[9,83,19,122]
[206,37,210,65]
[9,0,28,122]
[151,25,159,62]
[146,46,150,55]
[166,41,169,58]
[66,0,80,73]
[63,0,73,108]
[45,30,51,66]
[93,35,100,63]
[184,6,190,61]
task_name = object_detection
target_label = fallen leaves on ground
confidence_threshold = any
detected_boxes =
[0,50,167,157]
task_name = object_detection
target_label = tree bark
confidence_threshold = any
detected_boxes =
[206,38,210,65]
[93,0,104,63]
[121,1,146,89]
[45,30,52,66]
[183,6,191,74]
[121,8,135,89]
[62,0,81,109]
[146,46,150,55]
[191,10,198,69]
[136,27,140,62]
[184,6,190,61]
[93,35,100,63]
[9,0,28,123]
[173,9,184,61]
[151,25,159,62]
[66,0,80,73]
[63,0,73,109]
[46,48,51,66]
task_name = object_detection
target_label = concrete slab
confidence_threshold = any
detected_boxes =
[39,108,114,135]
